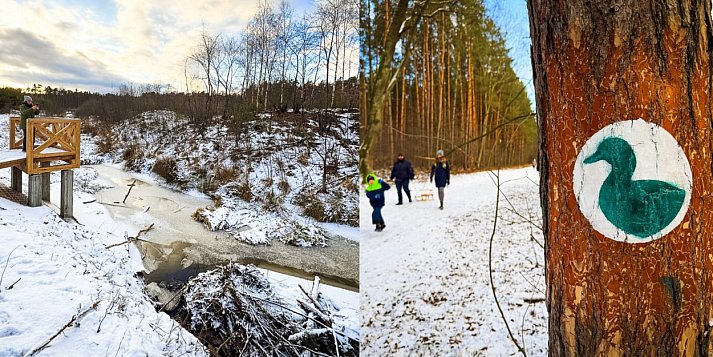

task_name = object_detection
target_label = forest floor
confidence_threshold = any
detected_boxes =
[360,167,547,356]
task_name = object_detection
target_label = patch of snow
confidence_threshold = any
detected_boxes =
[0,178,207,356]
[360,167,547,356]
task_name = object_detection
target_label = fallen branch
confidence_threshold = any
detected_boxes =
[28,300,100,356]
[105,224,155,249]
[157,285,188,314]
[0,245,21,291]
[298,283,329,316]
[288,328,330,343]
[82,199,96,204]
[98,202,130,208]
[6,277,20,290]
[297,299,333,325]
[122,179,137,204]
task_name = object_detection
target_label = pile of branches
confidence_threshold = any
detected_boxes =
[176,263,357,356]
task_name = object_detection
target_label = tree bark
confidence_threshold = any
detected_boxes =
[529,0,713,354]
[358,0,411,178]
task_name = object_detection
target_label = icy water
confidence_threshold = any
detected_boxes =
[91,164,359,290]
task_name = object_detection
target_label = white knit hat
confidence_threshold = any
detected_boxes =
[23,95,32,103]
[436,149,444,157]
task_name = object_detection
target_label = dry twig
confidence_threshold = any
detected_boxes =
[28,300,101,356]
[123,179,137,204]
[105,224,155,249]
[487,170,527,357]
[6,277,20,290]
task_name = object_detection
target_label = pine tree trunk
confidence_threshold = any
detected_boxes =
[529,0,713,354]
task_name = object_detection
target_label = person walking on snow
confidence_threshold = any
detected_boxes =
[365,173,390,231]
[430,149,450,210]
[19,96,39,152]
[390,153,414,205]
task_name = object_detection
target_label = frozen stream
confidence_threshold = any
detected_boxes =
[89,164,359,290]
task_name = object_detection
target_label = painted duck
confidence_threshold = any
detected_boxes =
[584,137,685,238]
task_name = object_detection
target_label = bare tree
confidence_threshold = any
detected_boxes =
[275,0,296,109]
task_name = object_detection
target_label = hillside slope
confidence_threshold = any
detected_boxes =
[87,110,358,246]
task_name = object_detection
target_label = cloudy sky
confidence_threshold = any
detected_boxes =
[0,0,314,93]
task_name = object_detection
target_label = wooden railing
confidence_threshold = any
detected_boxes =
[9,117,22,149]
[9,117,81,175]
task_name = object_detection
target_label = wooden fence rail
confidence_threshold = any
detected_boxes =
[9,117,81,175]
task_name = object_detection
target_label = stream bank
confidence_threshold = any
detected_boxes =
[90,164,359,289]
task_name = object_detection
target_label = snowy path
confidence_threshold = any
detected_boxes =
[360,167,547,356]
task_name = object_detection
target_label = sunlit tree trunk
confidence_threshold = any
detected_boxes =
[529,0,713,354]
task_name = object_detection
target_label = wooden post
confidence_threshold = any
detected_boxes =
[10,167,21,192]
[27,175,42,207]
[41,162,50,201]
[60,170,73,218]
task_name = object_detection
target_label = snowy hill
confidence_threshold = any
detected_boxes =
[360,167,547,356]
[85,110,359,246]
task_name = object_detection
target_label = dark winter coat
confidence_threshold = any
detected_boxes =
[430,160,450,188]
[365,179,390,208]
[20,103,38,130]
[390,159,415,181]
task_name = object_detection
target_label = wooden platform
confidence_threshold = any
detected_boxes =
[1,117,80,216]
[0,148,70,170]
[0,150,25,169]
[7,117,81,174]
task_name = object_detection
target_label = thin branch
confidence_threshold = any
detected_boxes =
[105,224,155,249]
[122,179,137,204]
[445,112,536,159]
[488,169,527,356]
[0,245,21,291]
[28,300,101,356]
[6,277,20,290]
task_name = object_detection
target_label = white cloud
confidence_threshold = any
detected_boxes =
[0,0,260,92]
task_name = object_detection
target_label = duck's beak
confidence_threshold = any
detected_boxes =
[584,149,602,164]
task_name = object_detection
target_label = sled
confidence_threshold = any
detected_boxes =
[415,189,434,201]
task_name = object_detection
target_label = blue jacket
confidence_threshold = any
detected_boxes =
[430,160,450,188]
[390,159,414,181]
[365,179,390,207]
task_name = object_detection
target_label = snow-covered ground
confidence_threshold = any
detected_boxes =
[0,113,360,355]
[360,167,547,356]
[0,205,207,357]
[0,114,207,356]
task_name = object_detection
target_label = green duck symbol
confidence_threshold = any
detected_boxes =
[584,137,686,238]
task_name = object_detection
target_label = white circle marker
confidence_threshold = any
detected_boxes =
[573,119,692,243]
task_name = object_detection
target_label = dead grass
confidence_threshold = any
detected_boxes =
[122,144,144,171]
[216,165,239,183]
[152,157,179,183]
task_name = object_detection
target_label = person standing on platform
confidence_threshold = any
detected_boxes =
[19,96,39,152]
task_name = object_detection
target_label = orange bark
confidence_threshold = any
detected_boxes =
[529,0,713,354]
